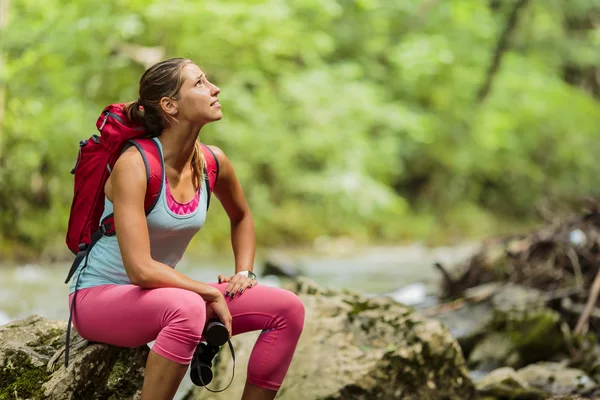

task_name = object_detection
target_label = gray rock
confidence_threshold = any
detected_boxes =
[429,301,493,352]
[491,283,546,314]
[469,332,521,371]
[186,277,476,400]
[490,285,566,366]
[0,315,149,399]
[433,283,566,372]
[518,362,597,396]
[475,363,598,399]
[460,283,566,371]
[476,367,547,399]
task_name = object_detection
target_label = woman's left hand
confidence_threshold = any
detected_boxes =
[218,273,257,298]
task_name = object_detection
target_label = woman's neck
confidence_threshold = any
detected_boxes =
[158,123,203,173]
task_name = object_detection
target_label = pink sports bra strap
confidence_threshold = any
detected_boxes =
[200,143,219,209]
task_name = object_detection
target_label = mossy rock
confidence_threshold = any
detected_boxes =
[0,315,149,399]
[0,349,51,400]
[468,332,521,371]
[467,284,567,371]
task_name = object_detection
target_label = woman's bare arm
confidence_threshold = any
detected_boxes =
[211,146,256,296]
[211,146,256,273]
[108,147,220,301]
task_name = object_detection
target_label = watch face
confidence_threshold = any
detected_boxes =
[239,271,256,280]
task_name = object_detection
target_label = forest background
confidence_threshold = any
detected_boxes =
[2,0,599,261]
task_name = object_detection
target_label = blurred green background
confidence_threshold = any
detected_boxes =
[2,0,600,261]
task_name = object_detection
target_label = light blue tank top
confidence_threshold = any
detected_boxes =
[68,138,207,294]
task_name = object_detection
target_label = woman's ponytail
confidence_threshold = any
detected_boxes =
[124,99,164,136]
[191,141,206,191]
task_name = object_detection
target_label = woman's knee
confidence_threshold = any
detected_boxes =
[279,289,305,333]
[161,288,207,338]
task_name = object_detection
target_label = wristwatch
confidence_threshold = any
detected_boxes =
[237,270,257,280]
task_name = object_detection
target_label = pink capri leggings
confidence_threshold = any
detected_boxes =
[68,282,305,391]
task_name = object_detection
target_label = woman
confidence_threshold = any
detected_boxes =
[67,58,305,400]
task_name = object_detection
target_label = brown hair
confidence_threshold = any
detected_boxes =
[125,58,205,190]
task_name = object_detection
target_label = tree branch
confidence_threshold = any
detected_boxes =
[477,0,530,103]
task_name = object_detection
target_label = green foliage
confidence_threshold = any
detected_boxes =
[2,0,600,257]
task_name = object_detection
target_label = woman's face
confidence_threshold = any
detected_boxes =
[172,63,222,125]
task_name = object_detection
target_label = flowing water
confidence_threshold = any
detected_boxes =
[0,241,479,398]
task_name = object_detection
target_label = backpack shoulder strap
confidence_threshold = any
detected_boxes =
[98,138,163,235]
[200,143,220,210]
[129,138,164,215]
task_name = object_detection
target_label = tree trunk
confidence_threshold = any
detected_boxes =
[0,0,8,142]
[563,8,600,99]
[477,0,530,103]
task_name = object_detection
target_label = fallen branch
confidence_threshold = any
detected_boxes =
[575,266,600,335]
[434,262,455,287]
[567,248,584,290]
[545,286,584,302]
[421,282,499,317]
[561,297,600,320]
[420,298,466,317]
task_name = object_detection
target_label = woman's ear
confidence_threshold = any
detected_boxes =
[160,97,178,116]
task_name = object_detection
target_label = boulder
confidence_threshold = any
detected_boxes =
[476,363,598,399]
[468,332,521,371]
[466,284,567,370]
[518,362,597,397]
[186,277,476,400]
[0,315,149,399]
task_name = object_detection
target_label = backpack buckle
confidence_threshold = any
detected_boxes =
[100,223,113,235]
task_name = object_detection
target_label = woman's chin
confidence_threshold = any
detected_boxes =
[212,110,223,121]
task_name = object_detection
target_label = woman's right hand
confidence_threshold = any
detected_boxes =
[205,291,233,338]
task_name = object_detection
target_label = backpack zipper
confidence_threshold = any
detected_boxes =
[99,111,109,131]
[70,139,88,174]
[99,111,125,131]
[107,112,124,125]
